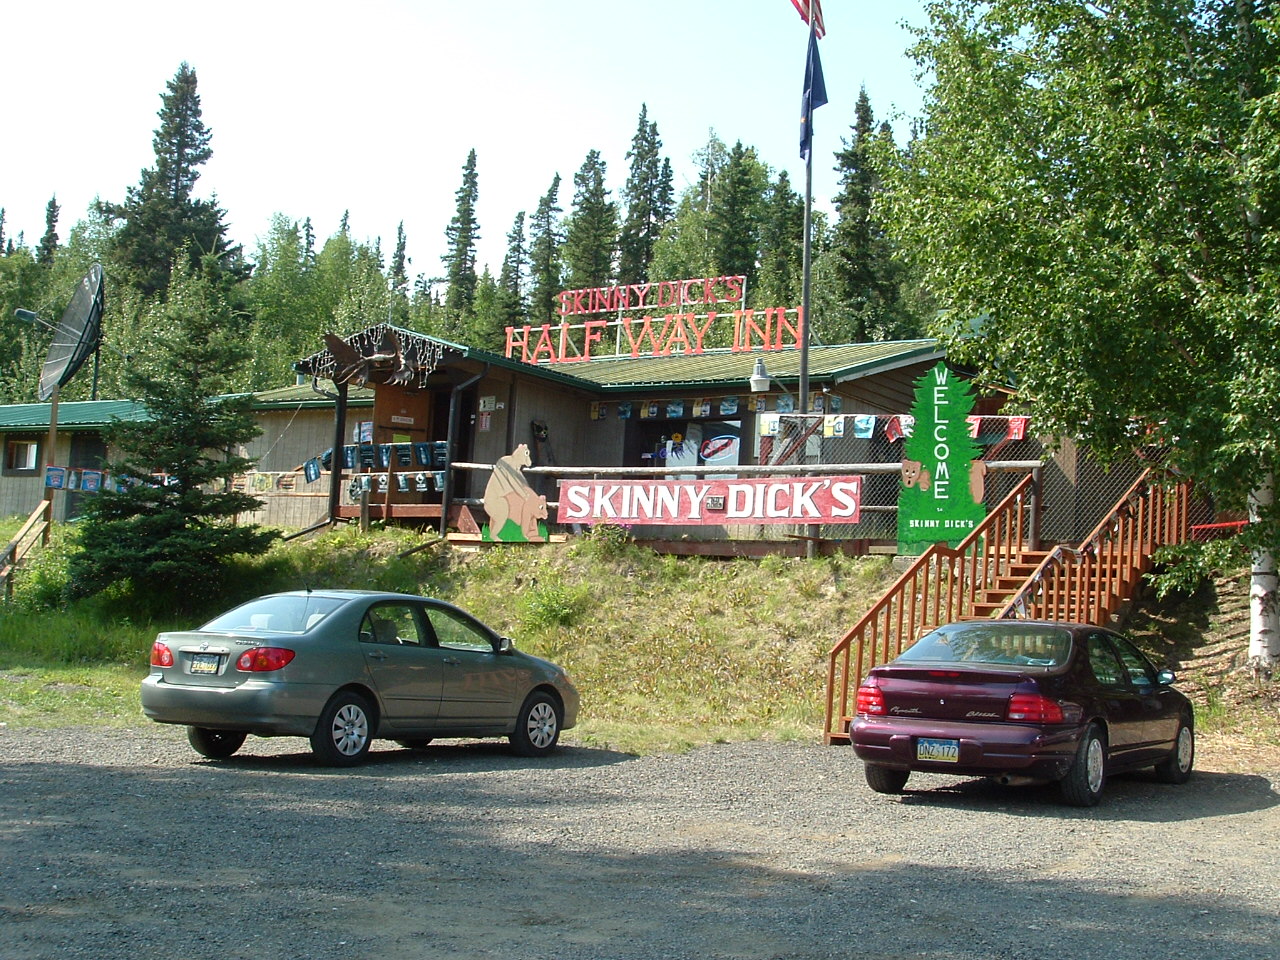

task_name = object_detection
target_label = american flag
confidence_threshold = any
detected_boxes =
[790,0,825,38]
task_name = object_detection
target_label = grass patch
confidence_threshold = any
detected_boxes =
[0,529,898,753]
[3,526,1276,759]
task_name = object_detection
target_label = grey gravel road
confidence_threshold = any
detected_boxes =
[1,727,1277,960]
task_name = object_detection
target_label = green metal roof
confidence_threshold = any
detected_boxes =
[288,325,943,396]
[534,340,944,393]
[0,399,151,431]
[250,383,374,409]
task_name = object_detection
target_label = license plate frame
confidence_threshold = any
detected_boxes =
[916,737,960,763]
[189,653,221,675]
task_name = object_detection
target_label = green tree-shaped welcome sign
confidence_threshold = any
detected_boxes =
[897,362,987,554]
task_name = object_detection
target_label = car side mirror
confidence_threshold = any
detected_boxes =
[1157,668,1177,685]
[497,636,514,654]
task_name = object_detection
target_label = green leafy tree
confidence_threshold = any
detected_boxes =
[247,215,312,388]
[442,149,480,327]
[527,174,563,323]
[36,195,59,268]
[876,0,1280,668]
[98,63,245,299]
[651,131,727,284]
[69,261,277,612]
[563,150,618,292]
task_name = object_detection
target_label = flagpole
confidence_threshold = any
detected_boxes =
[800,76,814,419]
[800,13,818,558]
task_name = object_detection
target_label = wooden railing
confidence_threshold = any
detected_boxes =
[994,470,1191,622]
[1,500,53,602]
[823,467,1193,743]
[823,474,1039,743]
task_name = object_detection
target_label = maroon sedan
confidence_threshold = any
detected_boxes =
[850,620,1194,806]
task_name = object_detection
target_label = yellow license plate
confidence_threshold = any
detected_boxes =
[917,738,960,762]
[189,654,221,675]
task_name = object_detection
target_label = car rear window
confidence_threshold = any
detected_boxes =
[201,595,349,635]
[899,623,1072,667]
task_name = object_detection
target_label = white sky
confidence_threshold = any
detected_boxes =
[1,0,928,283]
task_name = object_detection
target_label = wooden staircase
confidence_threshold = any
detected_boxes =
[823,469,1192,743]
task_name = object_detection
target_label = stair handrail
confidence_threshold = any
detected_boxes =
[1,499,53,602]
[995,468,1191,623]
[823,473,1037,742]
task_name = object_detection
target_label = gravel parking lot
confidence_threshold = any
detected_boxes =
[1,727,1277,960]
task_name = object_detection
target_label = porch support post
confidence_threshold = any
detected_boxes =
[327,380,349,524]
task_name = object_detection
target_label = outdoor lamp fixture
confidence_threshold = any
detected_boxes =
[749,357,772,393]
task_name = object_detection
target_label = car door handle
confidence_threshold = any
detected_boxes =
[367,650,388,660]
[442,657,461,666]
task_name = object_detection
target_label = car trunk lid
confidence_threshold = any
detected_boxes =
[871,665,1041,722]
[153,631,257,689]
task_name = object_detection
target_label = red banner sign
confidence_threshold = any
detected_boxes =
[557,476,862,525]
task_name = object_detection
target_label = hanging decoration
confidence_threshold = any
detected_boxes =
[300,324,445,389]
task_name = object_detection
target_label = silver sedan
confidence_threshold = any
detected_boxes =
[140,590,579,765]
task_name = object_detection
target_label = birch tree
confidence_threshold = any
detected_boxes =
[877,0,1280,672]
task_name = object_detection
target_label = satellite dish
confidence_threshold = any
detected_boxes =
[39,263,104,402]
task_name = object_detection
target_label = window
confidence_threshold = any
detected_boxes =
[5,439,39,473]
[360,604,425,646]
[1086,634,1126,688]
[425,605,496,653]
[1110,635,1157,688]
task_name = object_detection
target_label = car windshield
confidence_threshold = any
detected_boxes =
[201,595,350,635]
[898,623,1072,667]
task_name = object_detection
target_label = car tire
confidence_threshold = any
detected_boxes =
[509,690,561,757]
[1153,716,1194,784]
[1060,723,1107,807]
[187,727,246,759]
[863,763,910,794]
[310,691,374,766]
[394,738,433,750]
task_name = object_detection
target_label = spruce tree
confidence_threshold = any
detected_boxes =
[390,221,408,295]
[69,260,277,612]
[99,63,244,299]
[527,174,563,323]
[709,141,767,289]
[563,150,617,292]
[832,87,912,341]
[497,211,528,331]
[36,195,59,267]
[442,149,480,325]
[618,105,669,283]
[757,171,804,308]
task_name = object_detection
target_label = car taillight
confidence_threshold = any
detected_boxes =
[1007,693,1064,724]
[151,642,174,667]
[856,682,886,716]
[235,647,296,672]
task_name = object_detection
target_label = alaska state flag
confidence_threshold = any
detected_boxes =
[800,26,828,159]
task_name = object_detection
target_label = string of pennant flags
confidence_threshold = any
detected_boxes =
[586,396,1031,444]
